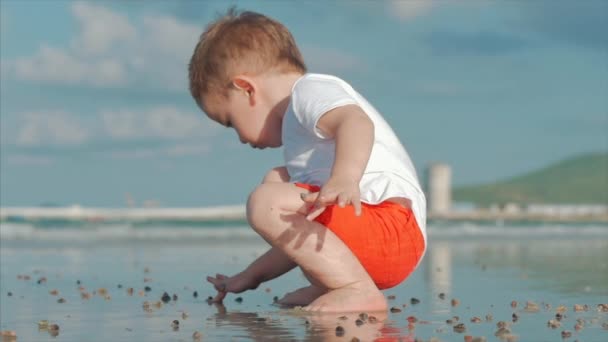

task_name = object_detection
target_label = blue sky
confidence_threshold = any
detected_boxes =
[1,0,606,207]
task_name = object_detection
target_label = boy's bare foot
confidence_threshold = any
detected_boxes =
[303,284,387,313]
[277,285,326,306]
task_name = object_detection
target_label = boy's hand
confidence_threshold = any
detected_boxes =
[206,272,260,303]
[300,177,361,221]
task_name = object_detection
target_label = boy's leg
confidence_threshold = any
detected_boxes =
[247,182,387,312]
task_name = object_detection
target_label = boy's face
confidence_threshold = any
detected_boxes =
[203,89,282,149]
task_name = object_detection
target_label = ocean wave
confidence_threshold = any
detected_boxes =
[1,221,607,242]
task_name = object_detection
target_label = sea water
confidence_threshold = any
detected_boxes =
[1,220,607,341]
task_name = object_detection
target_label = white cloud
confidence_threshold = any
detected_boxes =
[388,0,435,20]
[13,44,128,86]
[101,106,211,140]
[71,1,136,55]
[6,2,200,91]
[16,111,90,146]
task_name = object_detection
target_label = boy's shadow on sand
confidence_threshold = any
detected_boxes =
[209,303,415,342]
[277,213,327,252]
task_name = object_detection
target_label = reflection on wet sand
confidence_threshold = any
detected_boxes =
[208,303,413,341]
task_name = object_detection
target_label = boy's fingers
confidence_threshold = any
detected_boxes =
[306,205,326,221]
[300,192,318,203]
[212,291,226,303]
[353,198,362,216]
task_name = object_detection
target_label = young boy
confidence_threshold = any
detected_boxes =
[188,9,427,313]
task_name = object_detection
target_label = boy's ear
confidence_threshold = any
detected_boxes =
[232,76,255,105]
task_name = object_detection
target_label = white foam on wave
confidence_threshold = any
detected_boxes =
[0,222,257,242]
[1,221,607,242]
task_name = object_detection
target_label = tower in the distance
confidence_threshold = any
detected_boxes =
[426,163,452,215]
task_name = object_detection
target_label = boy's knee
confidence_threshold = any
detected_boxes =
[246,184,280,229]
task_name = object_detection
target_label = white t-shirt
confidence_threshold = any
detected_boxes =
[282,73,427,243]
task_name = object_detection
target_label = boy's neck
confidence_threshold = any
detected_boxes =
[265,71,305,120]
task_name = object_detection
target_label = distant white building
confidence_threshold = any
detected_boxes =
[426,163,452,215]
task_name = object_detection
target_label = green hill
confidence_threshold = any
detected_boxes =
[453,152,608,206]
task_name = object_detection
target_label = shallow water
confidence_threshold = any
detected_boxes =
[1,223,608,341]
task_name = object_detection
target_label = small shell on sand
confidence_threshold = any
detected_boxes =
[496,321,510,329]
[368,316,378,323]
[556,305,567,313]
[49,289,59,296]
[407,316,417,323]
[49,324,60,331]
[524,301,539,312]
[98,288,108,296]
[573,304,586,312]
[510,300,517,308]
[597,304,608,312]
[358,313,368,321]
[127,288,134,296]
[485,314,493,322]
[192,331,202,340]
[547,319,561,329]
[561,330,572,338]
[451,298,460,307]
[38,320,49,329]
[470,317,482,323]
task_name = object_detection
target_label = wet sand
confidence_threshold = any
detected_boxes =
[1,235,608,341]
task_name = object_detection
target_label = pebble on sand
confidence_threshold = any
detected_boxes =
[387,295,396,300]
[390,307,402,313]
[495,327,511,337]
[192,331,202,340]
[1,330,17,340]
[144,286,152,292]
[470,317,482,323]
[355,319,364,326]
[193,291,198,298]
[453,323,466,333]
[485,314,493,322]
[127,288,134,296]
[57,298,66,303]
[597,304,608,312]
[556,305,567,313]
[162,292,171,303]
[7,292,12,297]
[235,297,243,303]
[451,298,460,307]
[410,297,420,305]
[438,292,446,300]
[359,313,368,321]
[49,324,60,331]
[407,316,418,323]
[512,313,519,322]
[561,330,572,338]
[171,320,179,330]
[37,277,47,284]
[335,326,345,337]
[182,312,189,320]
[368,316,378,323]
[172,294,178,301]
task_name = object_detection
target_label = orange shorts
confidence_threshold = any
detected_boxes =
[295,183,425,290]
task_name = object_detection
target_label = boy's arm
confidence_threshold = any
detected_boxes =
[301,104,374,219]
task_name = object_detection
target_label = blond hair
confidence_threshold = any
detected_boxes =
[188,8,307,109]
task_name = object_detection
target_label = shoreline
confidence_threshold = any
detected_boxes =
[2,205,607,223]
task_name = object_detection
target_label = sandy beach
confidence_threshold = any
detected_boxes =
[1,222,608,341]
